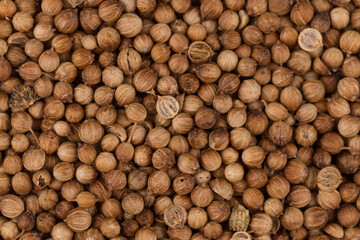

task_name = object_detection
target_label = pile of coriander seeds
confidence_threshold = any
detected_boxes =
[0,0,360,239]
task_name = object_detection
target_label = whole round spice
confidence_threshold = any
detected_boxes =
[146,127,170,149]
[97,27,121,51]
[0,39,8,57]
[320,132,344,155]
[323,223,344,239]
[218,73,240,95]
[17,61,42,82]
[337,115,360,138]
[22,147,46,172]
[95,152,117,173]
[133,68,158,92]
[330,7,350,30]
[290,0,314,25]
[154,3,175,23]
[287,50,312,74]
[170,0,191,14]
[264,32,279,47]
[79,8,101,32]
[338,152,358,175]
[6,47,27,68]
[64,208,92,232]
[199,0,223,20]
[317,190,341,210]
[134,34,154,54]
[194,107,217,130]
[217,50,238,72]
[304,206,328,230]
[133,227,156,240]
[339,182,359,203]
[271,41,290,66]
[101,66,124,88]
[340,30,360,54]
[1,221,20,240]
[348,135,360,156]
[263,102,289,121]
[115,142,134,162]
[258,12,280,33]
[0,194,24,218]
[230,127,252,150]
[52,222,74,240]
[36,212,56,233]
[147,170,171,194]
[187,207,208,229]
[283,159,308,184]
[54,9,79,34]
[33,23,55,41]
[301,79,326,103]
[242,26,264,46]
[0,0,16,18]
[295,124,318,147]
[157,76,179,96]
[75,164,98,184]
[191,183,214,207]
[219,31,241,50]
[71,48,95,69]
[266,175,290,199]
[11,172,32,196]
[242,146,266,167]
[337,204,360,227]
[0,20,12,40]
[12,11,34,33]
[116,13,142,37]
[322,28,340,48]
[41,0,62,16]
[251,46,271,66]
[282,209,306,235]
[197,82,217,105]
[279,28,298,48]
[242,188,264,211]
[249,213,273,235]
[122,192,144,215]
[327,97,351,118]
[342,55,360,78]
[227,107,247,128]
[262,198,282,219]
[194,62,221,83]
[0,57,11,81]
[269,121,293,146]
[168,53,189,74]
[78,119,104,144]
[200,149,222,171]
[115,84,136,107]
[125,103,147,122]
[53,82,74,104]
[151,43,171,63]
[98,0,123,22]
[38,49,60,73]
[238,79,261,103]
[61,180,83,202]
[337,77,360,102]
[55,62,78,83]
[321,47,344,70]
[50,35,72,55]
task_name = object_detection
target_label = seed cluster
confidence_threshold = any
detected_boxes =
[0,0,359,240]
